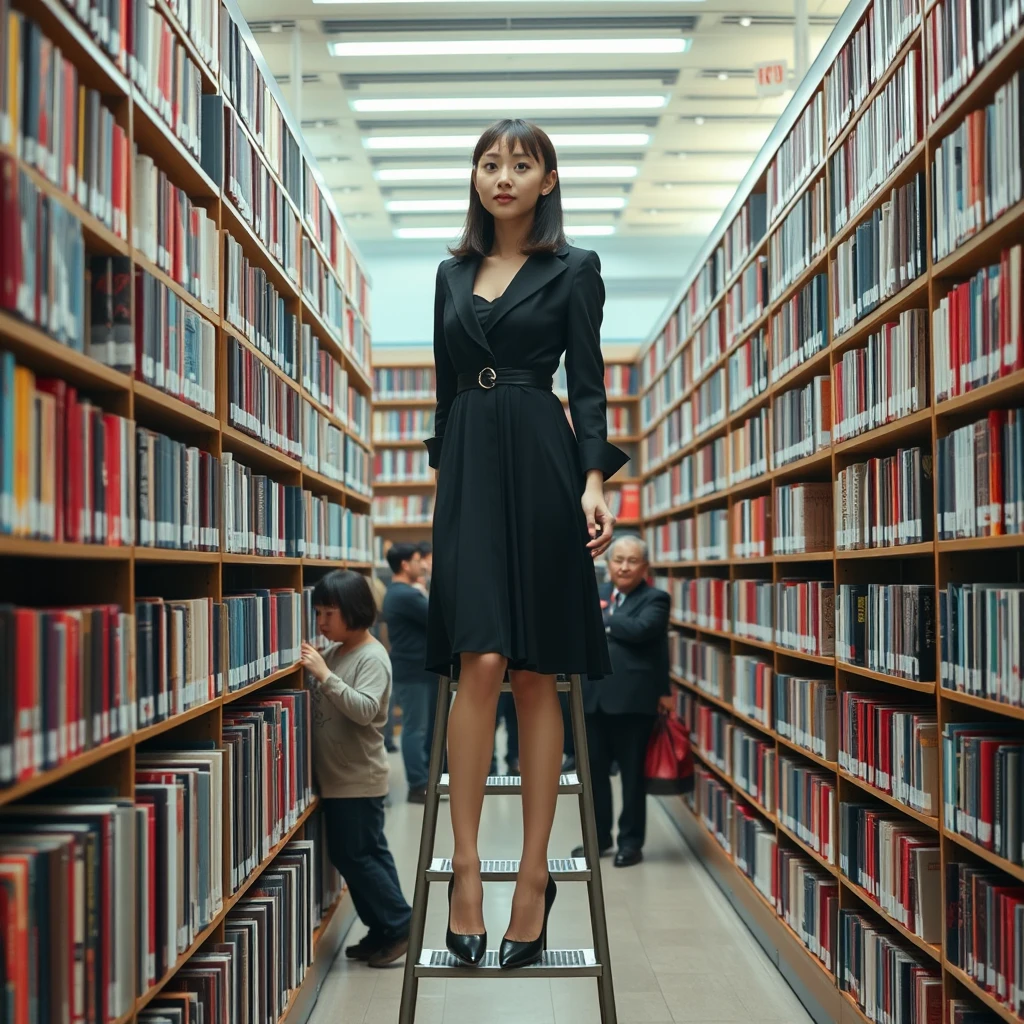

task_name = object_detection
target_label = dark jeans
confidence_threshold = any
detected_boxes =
[585,711,654,853]
[322,796,411,941]
[393,681,435,790]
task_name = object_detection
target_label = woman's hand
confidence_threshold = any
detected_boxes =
[301,642,331,684]
[582,471,615,559]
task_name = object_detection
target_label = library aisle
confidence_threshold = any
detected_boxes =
[313,754,814,1024]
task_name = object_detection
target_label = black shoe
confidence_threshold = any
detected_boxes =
[499,874,557,970]
[407,786,427,804]
[570,843,612,859]
[614,848,643,868]
[345,933,385,960]
[367,934,409,968]
[446,877,486,966]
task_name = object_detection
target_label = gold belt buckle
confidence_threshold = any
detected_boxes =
[478,367,497,389]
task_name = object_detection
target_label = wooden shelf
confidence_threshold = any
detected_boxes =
[835,541,934,560]
[944,963,1023,1024]
[836,662,936,694]
[832,407,933,456]
[933,367,1024,419]
[0,311,132,391]
[774,733,838,773]
[837,768,940,829]
[775,817,840,877]
[134,380,221,433]
[942,827,1024,884]
[838,875,941,962]
[0,537,132,560]
[221,425,303,475]
[135,548,221,563]
[670,673,732,714]
[939,688,1024,722]
[937,532,1024,552]
[220,195,300,301]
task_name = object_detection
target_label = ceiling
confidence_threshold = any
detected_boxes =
[236,0,848,244]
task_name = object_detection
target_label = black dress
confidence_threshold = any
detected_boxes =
[423,244,628,679]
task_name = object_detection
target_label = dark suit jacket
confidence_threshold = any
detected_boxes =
[583,580,671,716]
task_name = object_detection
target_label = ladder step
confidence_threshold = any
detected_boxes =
[415,948,602,978]
[450,679,571,692]
[426,857,591,881]
[436,772,582,795]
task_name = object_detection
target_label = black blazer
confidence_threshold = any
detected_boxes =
[423,244,627,480]
[583,580,671,716]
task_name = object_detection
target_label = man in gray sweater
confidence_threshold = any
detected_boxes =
[301,569,412,967]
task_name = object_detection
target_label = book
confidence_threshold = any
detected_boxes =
[733,728,775,810]
[135,269,216,414]
[773,673,838,761]
[732,653,772,727]
[835,445,932,550]
[727,328,768,414]
[693,436,727,499]
[724,192,768,279]
[674,577,729,633]
[646,515,695,563]
[830,174,926,336]
[829,48,921,235]
[776,846,839,971]
[838,802,941,942]
[731,579,773,644]
[372,448,430,485]
[834,308,928,443]
[670,634,729,701]
[839,692,940,815]
[939,582,1024,706]
[770,273,829,384]
[772,376,832,467]
[733,800,778,906]
[731,494,769,558]
[773,482,833,554]
[774,578,835,657]
[136,428,220,551]
[695,766,733,852]
[778,752,837,862]
[227,335,302,460]
[836,583,936,682]
[695,508,728,561]
[728,407,770,486]
[932,247,1023,401]
[372,366,435,401]
[931,73,1022,261]
[766,93,824,224]
[942,723,1024,864]
[768,177,827,303]
[725,254,767,346]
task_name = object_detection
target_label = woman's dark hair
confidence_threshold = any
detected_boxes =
[311,570,377,630]
[386,542,420,574]
[449,119,567,258]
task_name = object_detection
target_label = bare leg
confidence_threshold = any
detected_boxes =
[448,651,506,934]
[505,670,562,941]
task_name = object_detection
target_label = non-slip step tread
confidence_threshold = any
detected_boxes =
[415,948,601,977]
[436,772,582,794]
[426,856,590,881]
[450,679,572,692]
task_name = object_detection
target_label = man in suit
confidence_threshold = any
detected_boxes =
[573,536,671,867]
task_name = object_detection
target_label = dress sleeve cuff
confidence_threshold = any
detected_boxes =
[578,438,630,480]
[424,435,444,469]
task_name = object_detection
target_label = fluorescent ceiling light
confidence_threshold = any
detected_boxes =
[393,224,616,239]
[331,38,690,57]
[375,165,638,182]
[386,197,627,212]
[364,133,650,150]
[352,95,668,113]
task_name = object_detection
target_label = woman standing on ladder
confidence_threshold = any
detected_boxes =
[424,118,627,970]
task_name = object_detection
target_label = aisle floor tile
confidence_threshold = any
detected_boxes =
[308,742,814,1024]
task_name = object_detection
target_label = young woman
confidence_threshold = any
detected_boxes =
[300,569,413,967]
[423,119,627,969]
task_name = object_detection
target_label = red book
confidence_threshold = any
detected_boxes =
[13,610,39,781]
[0,156,21,313]
[103,414,120,545]
[35,378,66,542]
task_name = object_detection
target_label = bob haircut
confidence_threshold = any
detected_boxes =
[311,569,377,631]
[449,119,567,259]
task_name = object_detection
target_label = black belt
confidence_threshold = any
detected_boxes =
[457,367,553,393]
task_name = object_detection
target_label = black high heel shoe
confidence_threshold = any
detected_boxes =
[499,873,557,970]
[446,877,486,966]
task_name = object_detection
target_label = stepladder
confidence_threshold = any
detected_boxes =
[398,674,618,1024]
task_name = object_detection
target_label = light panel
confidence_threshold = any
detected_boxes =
[330,38,690,57]
[351,95,669,113]
[394,224,617,238]
[375,165,638,181]
[386,197,627,212]
[364,133,650,150]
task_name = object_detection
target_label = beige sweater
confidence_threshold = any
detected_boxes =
[310,637,392,799]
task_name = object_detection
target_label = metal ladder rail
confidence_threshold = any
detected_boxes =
[398,674,618,1023]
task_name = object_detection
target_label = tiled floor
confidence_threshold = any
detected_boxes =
[310,748,814,1024]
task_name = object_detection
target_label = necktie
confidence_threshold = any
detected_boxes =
[611,590,625,614]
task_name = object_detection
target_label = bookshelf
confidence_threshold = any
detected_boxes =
[371,343,641,570]
[0,0,371,1019]
[639,1,1024,1022]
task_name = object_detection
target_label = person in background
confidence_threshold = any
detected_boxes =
[572,536,671,867]
[301,570,412,966]
[382,542,437,803]
[416,541,433,593]
[368,572,399,753]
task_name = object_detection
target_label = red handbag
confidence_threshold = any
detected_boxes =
[644,708,695,794]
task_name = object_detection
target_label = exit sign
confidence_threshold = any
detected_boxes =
[754,60,789,97]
